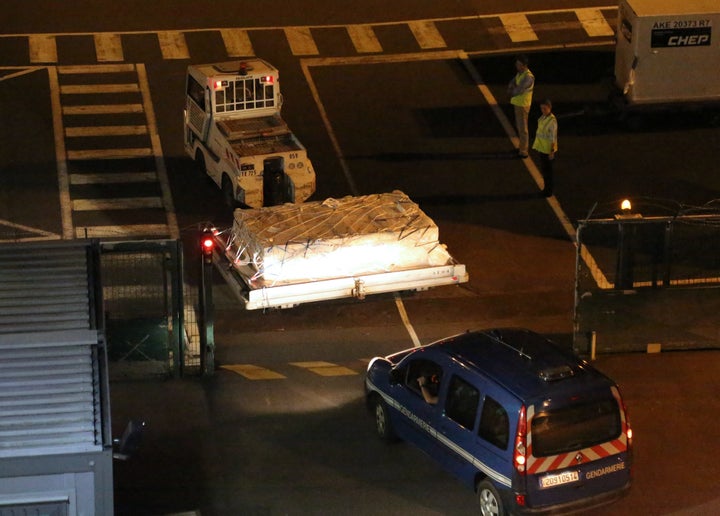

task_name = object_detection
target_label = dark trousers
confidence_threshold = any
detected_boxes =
[538,153,554,195]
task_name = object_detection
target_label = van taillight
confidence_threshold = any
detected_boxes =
[514,405,527,474]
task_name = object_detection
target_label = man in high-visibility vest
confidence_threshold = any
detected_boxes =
[507,55,534,158]
[532,99,558,197]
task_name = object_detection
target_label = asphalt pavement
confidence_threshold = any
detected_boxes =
[110,321,720,516]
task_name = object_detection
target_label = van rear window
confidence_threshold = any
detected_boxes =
[531,399,621,457]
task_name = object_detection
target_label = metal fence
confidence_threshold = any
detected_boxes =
[100,240,201,377]
[574,210,720,355]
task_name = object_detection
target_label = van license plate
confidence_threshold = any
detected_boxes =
[539,470,579,489]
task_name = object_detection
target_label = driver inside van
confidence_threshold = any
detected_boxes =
[417,374,440,405]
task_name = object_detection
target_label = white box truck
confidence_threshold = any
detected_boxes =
[208,191,468,310]
[615,0,720,106]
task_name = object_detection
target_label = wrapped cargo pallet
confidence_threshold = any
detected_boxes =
[225,191,456,286]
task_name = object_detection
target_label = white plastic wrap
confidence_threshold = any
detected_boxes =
[225,191,455,286]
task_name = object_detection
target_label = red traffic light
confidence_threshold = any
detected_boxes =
[201,236,214,255]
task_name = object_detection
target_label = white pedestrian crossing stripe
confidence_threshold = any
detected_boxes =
[408,20,447,49]
[347,24,383,54]
[284,26,319,56]
[221,29,254,57]
[576,9,615,38]
[29,34,57,63]
[158,31,189,59]
[52,63,178,240]
[15,8,618,64]
[94,33,124,62]
[499,14,539,43]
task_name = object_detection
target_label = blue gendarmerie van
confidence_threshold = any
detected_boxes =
[365,328,632,515]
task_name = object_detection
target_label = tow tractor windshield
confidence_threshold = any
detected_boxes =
[215,76,276,113]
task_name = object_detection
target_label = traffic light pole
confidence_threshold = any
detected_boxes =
[199,230,215,376]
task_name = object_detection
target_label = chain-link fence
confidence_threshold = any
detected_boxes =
[574,212,720,355]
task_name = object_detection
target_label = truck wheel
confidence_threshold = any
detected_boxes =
[477,480,504,516]
[222,176,237,210]
[194,150,207,175]
[372,397,397,443]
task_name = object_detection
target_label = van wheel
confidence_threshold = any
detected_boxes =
[221,176,237,210]
[477,479,504,516]
[372,397,397,443]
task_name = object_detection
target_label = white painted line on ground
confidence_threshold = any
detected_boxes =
[137,63,180,239]
[62,103,144,115]
[94,33,124,62]
[72,197,164,211]
[49,66,74,239]
[0,219,61,242]
[459,51,610,289]
[69,172,157,185]
[28,35,57,63]
[0,67,44,82]
[60,83,139,94]
[347,25,382,54]
[285,26,319,56]
[221,29,254,57]
[66,148,153,160]
[75,224,172,239]
[576,8,615,37]
[65,125,148,137]
[58,64,135,74]
[301,60,358,195]
[499,14,539,42]
[394,292,422,347]
[157,31,189,59]
[408,20,447,49]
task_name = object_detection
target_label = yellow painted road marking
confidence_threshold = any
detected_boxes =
[499,14,539,43]
[94,33,124,62]
[221,29,254,57]
[408,20,447,49]
[29,35,57,63]
[291,361,358,377]
[347,25,382,54]
[284,27,319,56]
[576,9,615,38]
[221,364,286,380]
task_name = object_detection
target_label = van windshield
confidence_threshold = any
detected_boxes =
[531,398,621,457]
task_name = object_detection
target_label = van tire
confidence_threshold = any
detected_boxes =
[372,397,397,443]
[477,479,504,516]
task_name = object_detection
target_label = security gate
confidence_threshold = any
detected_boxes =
[100,240,201,376]
[574,208,720,355]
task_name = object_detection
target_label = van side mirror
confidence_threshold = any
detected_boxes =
[113,420,146,461]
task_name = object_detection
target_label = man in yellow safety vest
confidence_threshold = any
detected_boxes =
[532,99,558,197]
[507,55,535,158]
